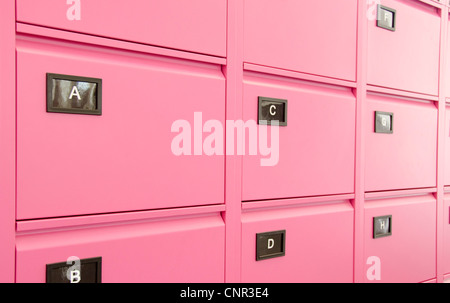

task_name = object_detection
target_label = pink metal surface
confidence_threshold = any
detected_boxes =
[244,0,358,82]
[0,0,15,282]
[241,200,354,283]
[447,13,450,98]
[16,23,227,66]
[16,204,226,233]
[365,93,437,192]
[16,0,227,57]
[367,0,440,96]
[16,36,225,220]
[444,194,450,275]
[223,0,244,283]
[445,105,450,186]
[16,212,225,283]
[242,72,355,201]
[364,194,436,283]
[353,0,370,282]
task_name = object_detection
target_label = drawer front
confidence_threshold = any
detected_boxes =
[445,106,450,186]
[17,37,225,219]
[365,94,437,192]
[242,73,355,201]
[244,0,357,81]
[17,0,227,57]
[364,195,436,283]
[16,213,225,283]
[446,14,450,98]
[367,0,440,95]
[241,201,354,283]
[444,195,450,275]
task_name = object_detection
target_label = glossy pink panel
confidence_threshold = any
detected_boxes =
[364,195,436,283]
[446,14,450,98]
[365,94,437,192]
[445,106,450,186]
[17,37,225,219]
[16,213,225,283]
[444,195,450,275]
[244,0,357,81]
[241,201,354,283]
[242,72,355,201]
[0,0,15,282]
[367,0,440,95]
[17,0,226,57]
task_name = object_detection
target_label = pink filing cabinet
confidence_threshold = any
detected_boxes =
[244,0,357,81]
[16,36,225,220]
[5,0,447,285]
[364,194,436,283]
[16,212,225,283]
[242,72,355,201]
[241,200,354,283]
[367,0,440,96]
[365,93,437,192]
[16,0,227,57]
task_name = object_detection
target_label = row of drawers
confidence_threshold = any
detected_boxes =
[16,0,449,96]
[11,0,450,284]
[17,34,448,220]
[16,194,442,283]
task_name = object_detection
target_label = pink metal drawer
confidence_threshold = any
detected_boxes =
[365,93,437,192]
[16,36,225,220]
[16,213,225,283]
[445,195,450,275]
[16,0,226,57]
[446,14,450,98]
[241,200,354,283]
[367,0,440,96]
[242,72,355,201]
[364,194,436,283]
[244,0,357,81]
[445,105,450,186]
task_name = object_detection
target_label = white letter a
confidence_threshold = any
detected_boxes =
[366,256,381,281]
[69,86,81,100]
[67,0,81,21]
[171,120,192,156]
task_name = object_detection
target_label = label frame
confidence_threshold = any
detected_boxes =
[46,73,103,116]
